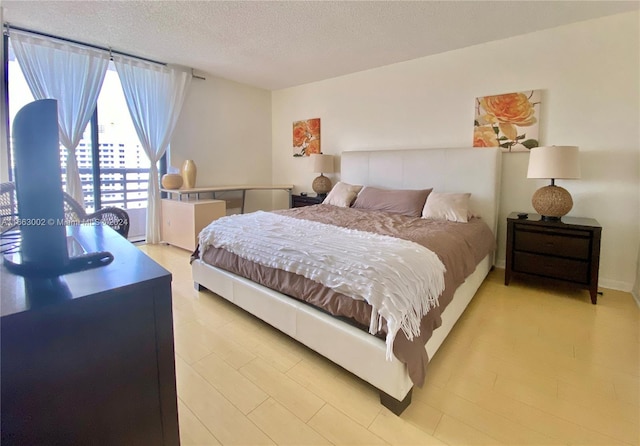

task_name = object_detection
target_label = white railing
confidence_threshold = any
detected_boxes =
[63,167,150,213]
[62,167,151,240]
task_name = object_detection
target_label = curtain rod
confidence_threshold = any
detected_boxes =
[3,23,206,80]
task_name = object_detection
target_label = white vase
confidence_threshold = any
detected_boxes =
[181,160,197,189]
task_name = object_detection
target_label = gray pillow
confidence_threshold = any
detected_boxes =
[352,187,432,217]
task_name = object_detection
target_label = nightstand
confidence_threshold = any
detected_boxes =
[505,213,602,304]
[292,194,324,208]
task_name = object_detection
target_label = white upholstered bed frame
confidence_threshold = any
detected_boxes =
[192,147,502,413]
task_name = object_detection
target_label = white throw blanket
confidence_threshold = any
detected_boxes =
[199,211,446,359]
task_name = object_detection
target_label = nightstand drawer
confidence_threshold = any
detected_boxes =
[514,228,590,259]
[292,194,324,207]
[513,252,589,284]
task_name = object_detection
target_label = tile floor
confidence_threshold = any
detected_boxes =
[140,244,639,446]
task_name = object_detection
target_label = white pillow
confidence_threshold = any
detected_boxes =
[422,192,471,223]
[323,182,363,207]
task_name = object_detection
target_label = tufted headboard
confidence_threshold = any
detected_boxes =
[341,147,502,238]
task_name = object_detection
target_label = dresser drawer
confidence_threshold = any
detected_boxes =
[514,228,591,260]
[513,252,589,284]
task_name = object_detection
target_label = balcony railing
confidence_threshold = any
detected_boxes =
[62,167,151,212]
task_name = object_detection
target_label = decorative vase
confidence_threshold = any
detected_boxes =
[161,173,183,190]
[181,160,197,189]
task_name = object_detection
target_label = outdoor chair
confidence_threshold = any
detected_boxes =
[0,181,129,238]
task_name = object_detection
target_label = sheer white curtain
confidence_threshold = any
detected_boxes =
[113,56,191,243]
[10,30,109,207]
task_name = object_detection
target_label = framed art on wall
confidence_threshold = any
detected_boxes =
[293,118,321,157]
[473,90,541,152]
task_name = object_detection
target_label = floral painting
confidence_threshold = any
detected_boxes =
[473,90,541,152]
[293,118,321,157]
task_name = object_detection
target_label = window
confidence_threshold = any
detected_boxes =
[6,40,151,213]
[97,67,151,211]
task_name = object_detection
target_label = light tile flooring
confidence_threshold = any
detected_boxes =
[139,244,640,446]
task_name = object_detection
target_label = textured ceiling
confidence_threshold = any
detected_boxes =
[3,1,638,90]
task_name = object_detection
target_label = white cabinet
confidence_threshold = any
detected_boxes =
[161,199,226,251]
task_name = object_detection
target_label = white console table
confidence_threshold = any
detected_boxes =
[161,184,294,213]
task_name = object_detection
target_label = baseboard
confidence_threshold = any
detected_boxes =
[632,289,640,309]
[598,278,633,293]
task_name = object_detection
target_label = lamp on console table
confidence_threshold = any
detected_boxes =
[527,145,581,221]
[311,153,334,198]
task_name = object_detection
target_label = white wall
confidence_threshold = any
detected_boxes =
[272,11,640,291]
[171,74,274,213]
[0,7,9,183]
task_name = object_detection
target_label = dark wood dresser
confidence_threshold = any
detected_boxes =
[505,213,602,304]
[292,194,324,207]
[1,225,180,445]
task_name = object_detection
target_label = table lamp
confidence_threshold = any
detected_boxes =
[311,154,334,197]
[527,145,581,221]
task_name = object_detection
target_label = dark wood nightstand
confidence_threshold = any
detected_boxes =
[292,194,324,208]
[505,212,602,304]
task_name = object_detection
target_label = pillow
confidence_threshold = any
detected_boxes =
[422,192,471,223]
[322,182,363,207]
[352,187,432,217]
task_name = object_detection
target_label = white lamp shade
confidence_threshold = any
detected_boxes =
[312,154,334,174]
[527,146,581,179]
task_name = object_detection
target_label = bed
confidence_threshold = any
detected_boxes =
[191,147,502,414]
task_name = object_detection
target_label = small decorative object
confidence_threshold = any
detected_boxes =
[161,173,183,190]
[311,153,334,196]
[473,89,541,152]
[527,145,580,221]
[293,118,321,157]
[181,159,197,189]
